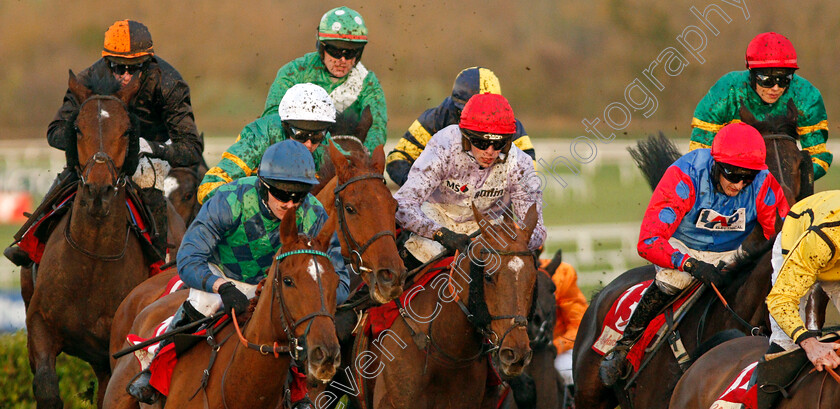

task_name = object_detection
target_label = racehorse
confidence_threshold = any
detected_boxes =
[316,142,405,304]
[500,262,565,409]
[669,335,840,408]
[25,71,185,409]
[312,106,371,196]
[103,206,341,408]
[165,152,209,226]
[573,105,811,409]
[340,203,540,409]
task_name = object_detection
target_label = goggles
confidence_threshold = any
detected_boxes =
[109,61,145,75]
[285,124,328,145]
[717,162,759,185]
[754,72,793,88]
[462,128,511,151]
[321,42,362,60]
[261,180,308,204]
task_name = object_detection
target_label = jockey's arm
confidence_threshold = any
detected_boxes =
[767,228,835,345]
[754,173,790,239]
[153,74,202,168]
[386,102,451,186]
[261,58,301,118]
[357,73,388,153]
[509,152,546,250]
[689,73,738,151]
[394,138,448,239]
[177,193,238,293]
[328,232,350,305]
[637,166,696,270]
[797,90,832,179]
[47,87,82,152]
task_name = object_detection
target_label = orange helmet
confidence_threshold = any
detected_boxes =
[102,20,154,61]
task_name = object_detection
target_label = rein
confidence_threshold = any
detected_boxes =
[333,173,396,276]
[764,133,798,199]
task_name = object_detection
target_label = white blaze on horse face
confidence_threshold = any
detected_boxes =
[99,109,110,119]
[163,176,180,197]
[307,258,322,282]
[508,257,525,280]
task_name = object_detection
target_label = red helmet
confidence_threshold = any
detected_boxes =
[459,93,516,135]
[711,123,767,170]
[745,32,798,69]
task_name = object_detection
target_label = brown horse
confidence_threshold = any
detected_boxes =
[25,71,185,409]
[670,335,840,408]
[165,154,209,227]
[312,106,372,196]
[316,143,405,304]
[573,106,811,409]
[338,203,539,409]
[103,205,341,409]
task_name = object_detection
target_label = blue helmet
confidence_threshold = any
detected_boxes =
[258,140,319,186]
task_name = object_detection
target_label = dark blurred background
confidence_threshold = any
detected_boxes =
[1,0,836,141]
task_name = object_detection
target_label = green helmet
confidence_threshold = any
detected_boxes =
[318,6,368,43]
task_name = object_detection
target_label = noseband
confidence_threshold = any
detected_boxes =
[333,173,396,275]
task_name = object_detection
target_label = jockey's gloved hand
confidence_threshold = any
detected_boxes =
[218,281,249,317]
[682,257,725,288]
[433,227,472,254]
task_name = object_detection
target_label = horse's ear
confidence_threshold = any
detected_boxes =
[523,203,539,236]
[68,70,92,103]
[786,99,799,124]
[115,75,141,106]
[314,215,335,251]
[739,105,758,125]
[328,142,351,181]
[471,202,487,234]
[279,204,299,248]
[371,145,385,175]
[355,106,373,144]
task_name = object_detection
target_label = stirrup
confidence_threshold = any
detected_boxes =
[290,397,313,409]
[599,348,631,387]
[126,369,162,404]
[4,246,31,267]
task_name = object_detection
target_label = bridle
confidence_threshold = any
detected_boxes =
[763,133,799,199]
[333,173,396,275]
[269,248,335,362]
[64,94,131,261]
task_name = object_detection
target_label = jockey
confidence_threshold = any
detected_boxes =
[690,32,831,179]
[766,190,840,367]
[394,93,545,267]
[198,83,336,204]
[4,19,202,265]
[599,122,790,387]
[260,6,387,154]
[127,140,349,406]
[385,67,535,186]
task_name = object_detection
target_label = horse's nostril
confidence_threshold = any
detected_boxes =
[378,269,395,285]
[499,348,516,364]
[310,346,325,364]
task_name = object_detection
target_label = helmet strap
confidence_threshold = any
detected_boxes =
[712,161,726,194]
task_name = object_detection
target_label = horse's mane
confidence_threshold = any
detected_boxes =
[739,100,800,140]
[628,132,681,190]
[85,69,122,96]
[330,109,363,137]
[723,235,775,286]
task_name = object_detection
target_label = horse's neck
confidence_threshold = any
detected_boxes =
[428,255,484,353]
[242,280,284,345]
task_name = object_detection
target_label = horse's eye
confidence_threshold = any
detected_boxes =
[282,277,294,287]
[344,205,357,215]
[484,273,494,284]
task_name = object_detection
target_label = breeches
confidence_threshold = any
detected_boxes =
[654,238,741,295]
[404,202,480,263]
[186,264,259,317]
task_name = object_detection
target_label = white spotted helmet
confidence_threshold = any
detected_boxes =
[278,83,337,124]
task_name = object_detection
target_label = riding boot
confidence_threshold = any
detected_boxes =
[127,301,204,404]
[599,283,673,387]
[287,364,312,409]
[140,187,169,260]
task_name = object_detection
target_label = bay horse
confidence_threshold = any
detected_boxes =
[25,71,185,409]
[670,335,840,408]
[573,105,811,409]
[316,142,405,304]
[342,203,540,409]
[103,205,341,408]
[165,153,209,227]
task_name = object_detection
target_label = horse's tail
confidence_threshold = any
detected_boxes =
[627,132,681,190]
[690,329,745,363]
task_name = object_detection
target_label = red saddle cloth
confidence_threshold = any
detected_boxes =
[365,256,455,337]
[711,361,758,409]
[592,280,699,370]
[17,190,165,275]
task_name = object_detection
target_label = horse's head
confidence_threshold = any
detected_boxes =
[313,106,373,193]
[328,143,405,304]
[740,101,813,205]
[164,167,201,226]
[270,206,340,383]
[68,69,140,217]
[465,202,540,377]
[527,266,558,350]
